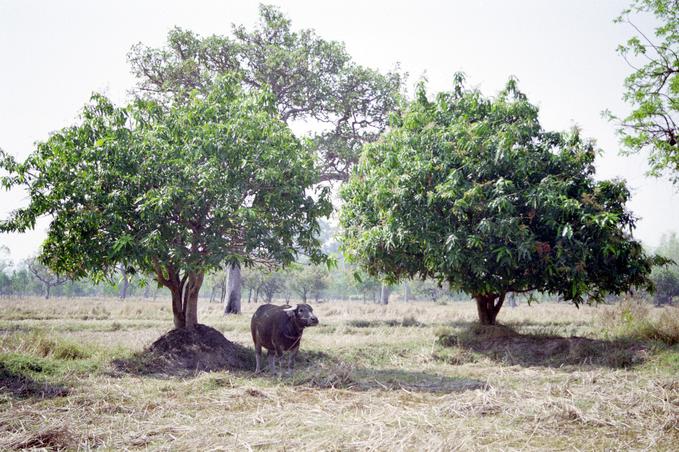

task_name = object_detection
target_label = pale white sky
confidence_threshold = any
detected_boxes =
[0,0,677,262]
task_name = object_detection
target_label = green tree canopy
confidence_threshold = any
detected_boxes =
[0,76,331,329]
[341,76,662,325]
[128,3,401,314]
[128,3,402,182]
[608,0,679,183]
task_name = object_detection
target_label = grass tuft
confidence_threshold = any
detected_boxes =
[295,361,356,389]
[599,299,679,345]
[1,353,56,375]
[2,330,93,360]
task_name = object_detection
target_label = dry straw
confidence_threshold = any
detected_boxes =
[1,297,677,450]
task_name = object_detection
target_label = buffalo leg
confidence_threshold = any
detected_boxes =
[287,347,299,376]
[254,344,262,373]
[275,347,285,377]
[267,349,276,374]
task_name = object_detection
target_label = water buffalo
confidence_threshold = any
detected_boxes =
[250,303,319,375]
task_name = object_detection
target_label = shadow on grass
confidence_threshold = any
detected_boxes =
[346,317,426,328]
[228,347,485,393]
[110,327,484,394]
[436,324,652,369]
[291,363,485,393]
[0,362,69,399]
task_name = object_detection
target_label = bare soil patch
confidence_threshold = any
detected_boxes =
[112,324,255,375]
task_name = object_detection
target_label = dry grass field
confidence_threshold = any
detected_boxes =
[1,296,678,451]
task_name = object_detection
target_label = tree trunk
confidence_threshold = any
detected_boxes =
[474,293,505,325]
[254,287,260,303]
[170,285,185,329]
[403,283,409,303]
[183,272,203,330]
[248,287,252,304]
[224,264,241,314]
[45,284,51,300]
[380,283,391,305]
[301,289,307,304]
[119,267,129,299]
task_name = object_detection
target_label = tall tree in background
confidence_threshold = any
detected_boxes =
[379,284,391,305]
[608,0,679,183]
[116,264,131,299]
[0,245,12,297]
[341,76,662,325]
[128,4,402,313]
[0,76,330,330]
[0,245,9,273]
[652,232,679,304]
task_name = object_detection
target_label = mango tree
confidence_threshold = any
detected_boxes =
[0,76,331,329]
[340,76,662,325]
[128,4,402,313]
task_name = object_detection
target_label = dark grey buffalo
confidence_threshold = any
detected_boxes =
[250,303,319,375]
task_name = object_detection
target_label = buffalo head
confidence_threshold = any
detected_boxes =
[284,303,319,327]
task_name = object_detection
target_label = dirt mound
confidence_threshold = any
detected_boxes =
[437,325,649,368]
[114,324,254,375]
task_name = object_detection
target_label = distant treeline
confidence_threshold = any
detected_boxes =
[0,256,468,303]
[1,230,675,304]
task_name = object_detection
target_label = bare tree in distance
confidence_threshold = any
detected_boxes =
[27,258,68,300]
